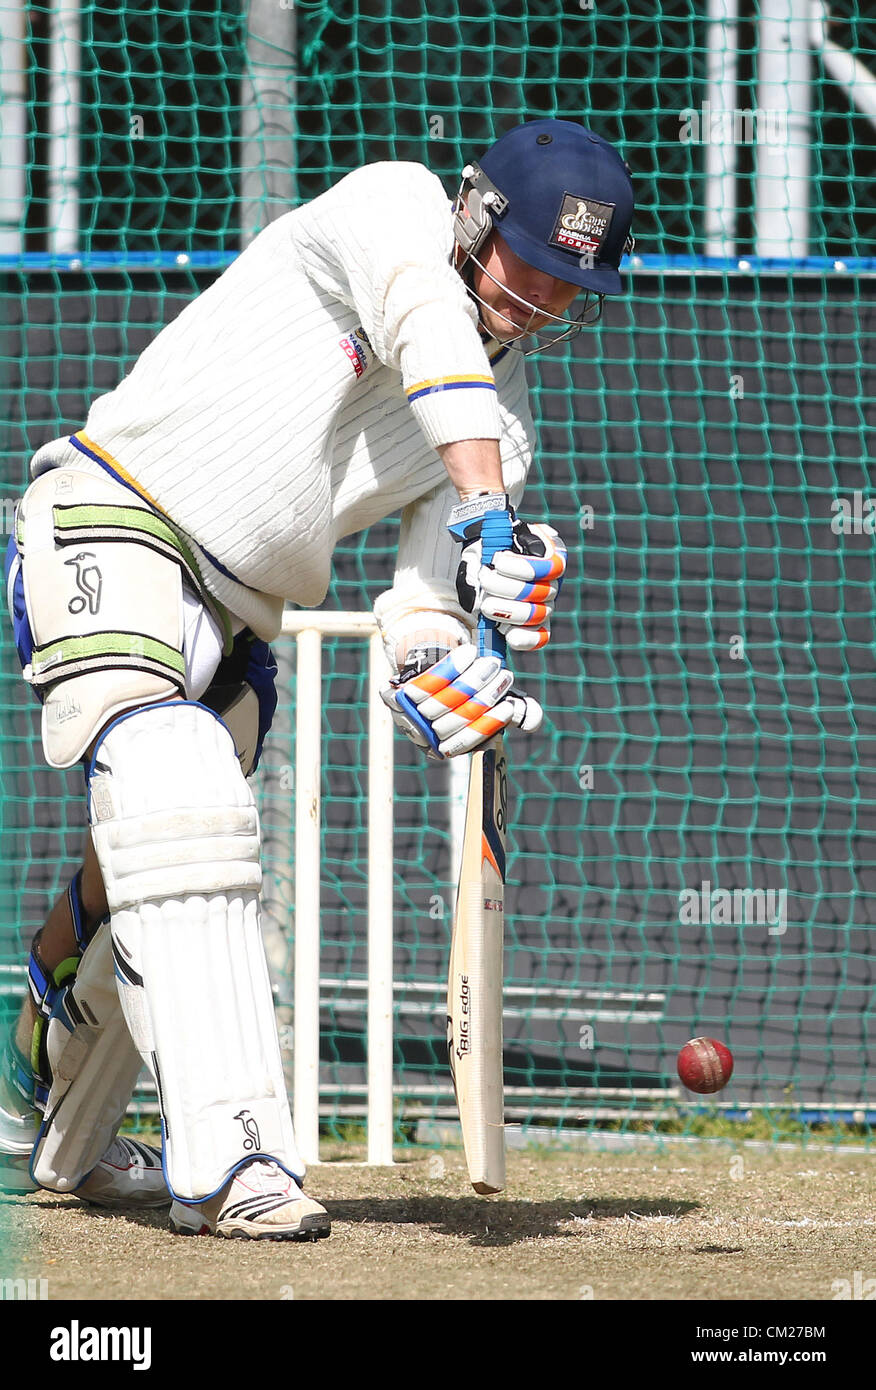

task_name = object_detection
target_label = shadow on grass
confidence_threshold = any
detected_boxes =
[291,1194,700,1247]
[20,1190,700,1249]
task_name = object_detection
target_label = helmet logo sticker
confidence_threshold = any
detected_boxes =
[550,194,615,258]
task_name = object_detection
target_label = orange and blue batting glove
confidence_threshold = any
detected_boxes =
[447,493,568,654]
[381,643,542,760]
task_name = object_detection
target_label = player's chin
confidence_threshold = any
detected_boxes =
[487,316,530,345]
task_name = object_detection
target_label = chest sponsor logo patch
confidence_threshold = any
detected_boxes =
[339,325,373,379]
[549,195,615,258]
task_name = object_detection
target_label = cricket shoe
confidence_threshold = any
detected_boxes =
[0,1101,169,1209]
[72,1137,170,1209]
[169,1159,331,1241]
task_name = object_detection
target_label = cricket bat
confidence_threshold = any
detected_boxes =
[446,732,507,1194]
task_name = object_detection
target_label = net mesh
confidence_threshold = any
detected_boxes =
[0,2,874,1146]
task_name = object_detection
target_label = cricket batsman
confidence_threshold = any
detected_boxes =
[0,120,634,1238]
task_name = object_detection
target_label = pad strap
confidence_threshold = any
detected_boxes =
[27,869,108,1020]
[27,930,79,1022]
[26,873,109,1111]
[30,630,186,690]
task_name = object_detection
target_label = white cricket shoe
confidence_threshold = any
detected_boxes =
[0,1100,169,1209]
[170,1159,330,1241]
[73,1136,170,1208]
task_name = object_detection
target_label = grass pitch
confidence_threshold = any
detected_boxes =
[1,1140,872,1302]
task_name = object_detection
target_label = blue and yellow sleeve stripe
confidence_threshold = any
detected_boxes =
[405,373,496,404]
[71,430,167,515]
[69,429,243,611]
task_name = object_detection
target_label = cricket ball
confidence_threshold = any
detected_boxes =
[676,1037,734,1094]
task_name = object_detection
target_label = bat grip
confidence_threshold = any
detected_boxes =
[477,614,506,663]
[478,513,510,666]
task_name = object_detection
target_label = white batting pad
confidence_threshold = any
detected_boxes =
[89,701,303,1199]
[31,922,144,1192]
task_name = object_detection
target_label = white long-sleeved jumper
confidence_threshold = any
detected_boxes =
[31,161,536,644]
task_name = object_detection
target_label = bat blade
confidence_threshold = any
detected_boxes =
[446,735,507,1194]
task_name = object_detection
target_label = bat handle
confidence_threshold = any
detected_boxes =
[478,522,509,666]
[477,614,506,664]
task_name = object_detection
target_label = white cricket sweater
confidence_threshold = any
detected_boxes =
[31,162,536,642]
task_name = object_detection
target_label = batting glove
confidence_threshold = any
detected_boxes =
[380,643,542,760]
[447,493,567,653]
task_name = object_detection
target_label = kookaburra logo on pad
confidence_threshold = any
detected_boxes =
[235,1109,261,1152]
[550,194,615,257]
[64,551,103,616]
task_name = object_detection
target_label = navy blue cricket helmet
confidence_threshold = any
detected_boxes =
[454,119,635,296]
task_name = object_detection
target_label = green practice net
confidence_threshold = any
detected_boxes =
[0,3,874,1148]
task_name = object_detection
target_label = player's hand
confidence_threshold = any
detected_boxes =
[447,493,567,652]
[380,643,542,759]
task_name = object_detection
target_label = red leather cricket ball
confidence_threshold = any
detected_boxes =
[676,1037,734,1094]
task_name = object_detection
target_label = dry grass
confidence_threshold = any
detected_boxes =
[1,1141,872,1301]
